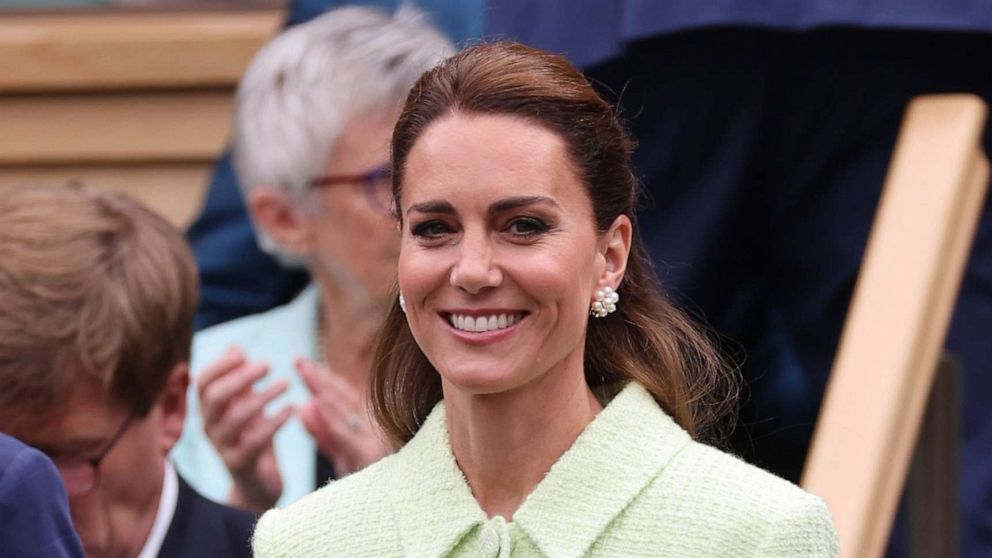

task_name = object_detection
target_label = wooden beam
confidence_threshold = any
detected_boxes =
[0,10,282,92]
[0,162,210,228]
[0,91,233,164]
[801,95,989,558]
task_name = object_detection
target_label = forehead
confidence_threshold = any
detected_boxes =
[403,113,587,206]
[9,378,124,447]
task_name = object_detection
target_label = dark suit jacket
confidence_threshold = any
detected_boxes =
[158,475,256,558]
[0,433,84,558]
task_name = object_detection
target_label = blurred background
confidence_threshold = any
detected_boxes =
[2,1,991,557]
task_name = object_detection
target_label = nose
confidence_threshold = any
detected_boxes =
[449,229,502,294]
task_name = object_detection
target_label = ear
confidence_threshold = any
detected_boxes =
[247,187,314,256]
[597,214,633,289]
[155,362,189,455]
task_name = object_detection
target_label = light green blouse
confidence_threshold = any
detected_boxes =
[253,382,839,557]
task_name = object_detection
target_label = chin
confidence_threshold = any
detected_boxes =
[438,363,529,397]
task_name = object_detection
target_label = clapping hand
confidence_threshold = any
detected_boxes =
[197,347,293,512]
[295,358,390,477]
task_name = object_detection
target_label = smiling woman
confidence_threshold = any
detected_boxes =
[252,42,840,558]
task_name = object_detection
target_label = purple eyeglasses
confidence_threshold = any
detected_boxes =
[308,163,394,216]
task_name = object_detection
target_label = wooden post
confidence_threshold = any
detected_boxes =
[801,95,988,558]
[908,355,961,558]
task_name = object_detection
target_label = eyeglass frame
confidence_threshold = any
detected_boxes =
[307,163,394,216]
[48,411,136,496]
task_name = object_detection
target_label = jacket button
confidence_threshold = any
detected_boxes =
[479,524,500,558]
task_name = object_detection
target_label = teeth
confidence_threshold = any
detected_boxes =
[449,313,522,333]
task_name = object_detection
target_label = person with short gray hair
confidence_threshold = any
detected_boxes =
[232,4,451,259]
[171,4,453,512]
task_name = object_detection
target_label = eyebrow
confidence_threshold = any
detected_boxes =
[488,196,559,215]
[407,200,455,216]
[406,196,560,217]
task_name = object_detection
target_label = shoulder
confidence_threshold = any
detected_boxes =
[253,455,402,557]
[162,476,256,558]
[192,284,318,369]
[0,434,65,500]
[650,440,838,555]
[0,434,85,558]
[0,432,32,475]
[193,303,293,357]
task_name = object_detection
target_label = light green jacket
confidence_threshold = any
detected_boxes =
[253,382,839,557]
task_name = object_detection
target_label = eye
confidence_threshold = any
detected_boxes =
[506,216,550,237]
[411,219,453,239]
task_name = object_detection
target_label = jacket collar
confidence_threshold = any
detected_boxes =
[388,382,692,558]
[387,406,488,557]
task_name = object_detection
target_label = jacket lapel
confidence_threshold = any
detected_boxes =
[388,383,690,558]
[512,383,691,558]
[388,404,488,558]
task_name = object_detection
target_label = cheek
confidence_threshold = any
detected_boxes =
[316,212,397,264]
[398,247,445,305]
[99,432,162,502]
[371,222,401,255]
[397,252,441,353]
[523,245,597,305]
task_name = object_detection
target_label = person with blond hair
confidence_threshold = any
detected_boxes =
[0,182,254,558]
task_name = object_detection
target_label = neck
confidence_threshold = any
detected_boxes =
[120,458,166,558]
[315,274,385,384]
[443,351,601,520]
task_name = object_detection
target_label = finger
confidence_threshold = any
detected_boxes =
[196,346,245,393]
[200,361,270,423]
[299,399,374,458]
[295,358,333,396]
[298,401,344,456]
[318,371,365,409]
[295,358,364,411]
[212,380,290,445]
[228,405,293,467]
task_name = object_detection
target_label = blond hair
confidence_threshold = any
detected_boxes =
[0,183,197,427]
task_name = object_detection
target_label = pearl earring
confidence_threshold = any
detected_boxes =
[398,293,406,313]
[590,285,619,318]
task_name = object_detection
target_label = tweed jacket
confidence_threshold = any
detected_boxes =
[172,283,321,507]
[253,382,839,557]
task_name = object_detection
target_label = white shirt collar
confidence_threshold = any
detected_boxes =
[137,460,179,558]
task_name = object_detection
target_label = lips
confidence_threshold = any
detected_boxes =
[448,312,524,333]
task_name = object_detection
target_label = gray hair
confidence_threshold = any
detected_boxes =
[232,4,454,257]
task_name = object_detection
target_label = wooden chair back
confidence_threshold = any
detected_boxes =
[802,94,989,558]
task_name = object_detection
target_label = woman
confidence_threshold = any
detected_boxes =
[169,6,453,511]
[253,42,839,556]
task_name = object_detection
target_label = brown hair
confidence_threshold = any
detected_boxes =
[371,42,738,445]
[0,182,198,428]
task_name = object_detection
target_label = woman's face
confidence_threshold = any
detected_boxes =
[307,112,399,307]
[398,113,613,396]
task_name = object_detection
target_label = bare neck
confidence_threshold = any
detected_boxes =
[443,352,602,520]
[120,458,166,558]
